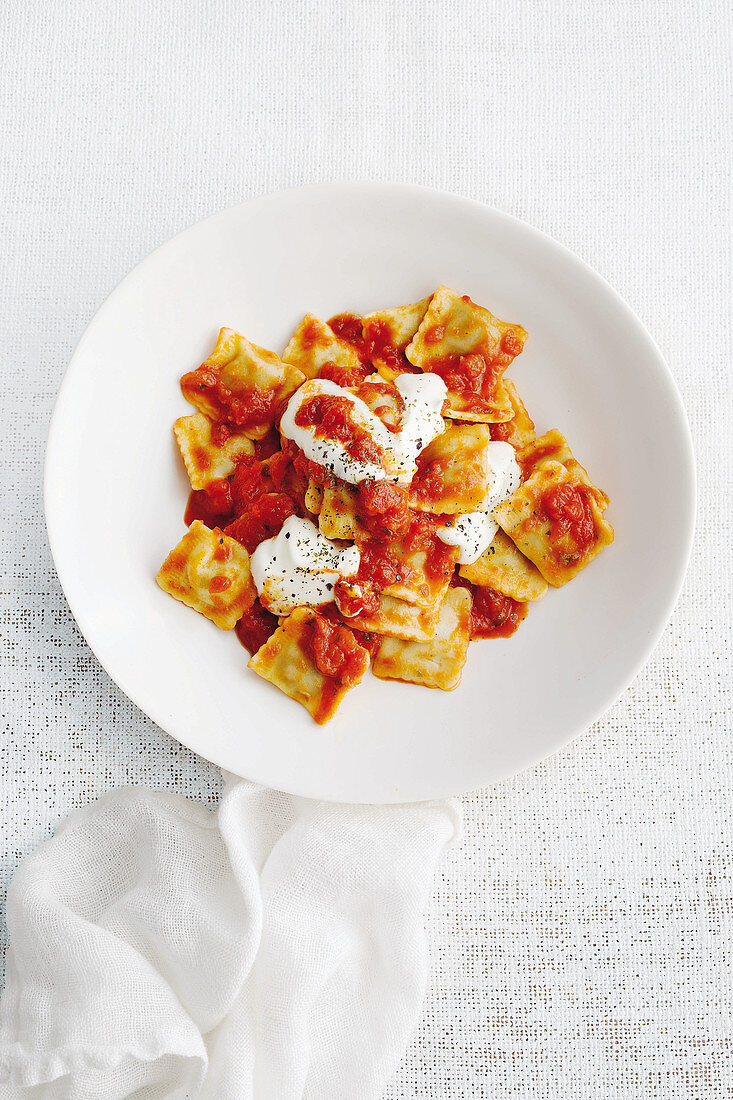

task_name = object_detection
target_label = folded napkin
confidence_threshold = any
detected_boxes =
[0,775,460,1099]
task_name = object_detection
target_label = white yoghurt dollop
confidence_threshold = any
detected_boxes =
[391,372,448,482]
[436,441,521,565]
[279,374,447,486]
[250,515,360,616]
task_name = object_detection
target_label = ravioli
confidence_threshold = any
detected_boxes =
[318,482,366,540]
[489,379,536,450]
[493,460,614,586]
[518,429,610,510]
[248,607,370,723]
[282,314,363,380]
[156,520,257,629]
[159,289,615,724]
[174,413,254,490]
[344,590,445,641]
[459,530,547,601]
[362,297,431,381]
[410,423,497,513]
[355,528,458,608]
[405,286,527,422]
[181,327,304,440]
[372,587,471,690]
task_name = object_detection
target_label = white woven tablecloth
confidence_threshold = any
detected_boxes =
[1,1,731,1095]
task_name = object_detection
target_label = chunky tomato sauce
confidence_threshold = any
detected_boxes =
[307,614,368,683]
[539,482,596,554]
[489,419,515,444]
[184,478,234,527]
[452,576,527,639]
[253,428,281,459]
[327,313,368,358]
[210,422,232,447]
[295,393,385,466]
[319,359,372,387]
[181,366,278,431]
[361,318,420,376]
[300,317,327,350]
[429,351,503,414]
[318,603,380,655]
[303,613,370,722]
[235,599,279,655]
[425,328,524,414]
[356,480,411,538]
[410,448,452,507]
[333,577,380,619]
[225,493,296,554]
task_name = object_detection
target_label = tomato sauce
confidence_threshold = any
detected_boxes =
[429,351,503,414]
[402,513,456,582]
[539,482,596,554]
[301,317,326,350]
[356,480,411,539]
[333,577,381,619]
[225,492,296,553]
[295,393,385,465]
[209,422,232,447]
[184,478,234,527]
[235,599,279,655]
[318,603,381,655]
[353,541,404,590]
[425,328,524,415]
[410,448,452,507]
[362,318,420,375]
[209,575,231,594]
[327,313,368,358]
[180,366,278,431]
[306,613,369,684]
[319,359,373,387]
[230,457,275,514]
[489,419,515,444]
[253,428,281,460]
[452,575,527,639]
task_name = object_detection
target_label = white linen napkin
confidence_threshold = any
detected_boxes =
[0,775,460,1099]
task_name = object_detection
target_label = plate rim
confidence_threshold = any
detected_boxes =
[44,181,697,802]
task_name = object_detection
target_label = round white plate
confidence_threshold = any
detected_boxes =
[45,183,695,803]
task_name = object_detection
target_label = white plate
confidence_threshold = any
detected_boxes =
[44,183,695,803]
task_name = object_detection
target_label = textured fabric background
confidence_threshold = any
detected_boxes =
[1,1,731,1096]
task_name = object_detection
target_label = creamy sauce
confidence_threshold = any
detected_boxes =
[437,442,521,564]
[280,374,447,486]
[250,515,360,615]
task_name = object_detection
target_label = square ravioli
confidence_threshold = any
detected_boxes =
[348,376,404,431]
[459,530,548,601]
[180,327,304,440]
[248,607,370,723]
[493,460,614,587]
[362,297,431,381]
[410,422,497,513]
[353,524,458,608]
[372,587,471,690]
[304,477,324,516]
[156,520,257,629]
[489,379,536,450]
[518,429,610,510]
[174,413,254,490]
[318,482,366,540]
[282,314,364,381]
[405,286,527,422]
[344,589,444,641]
